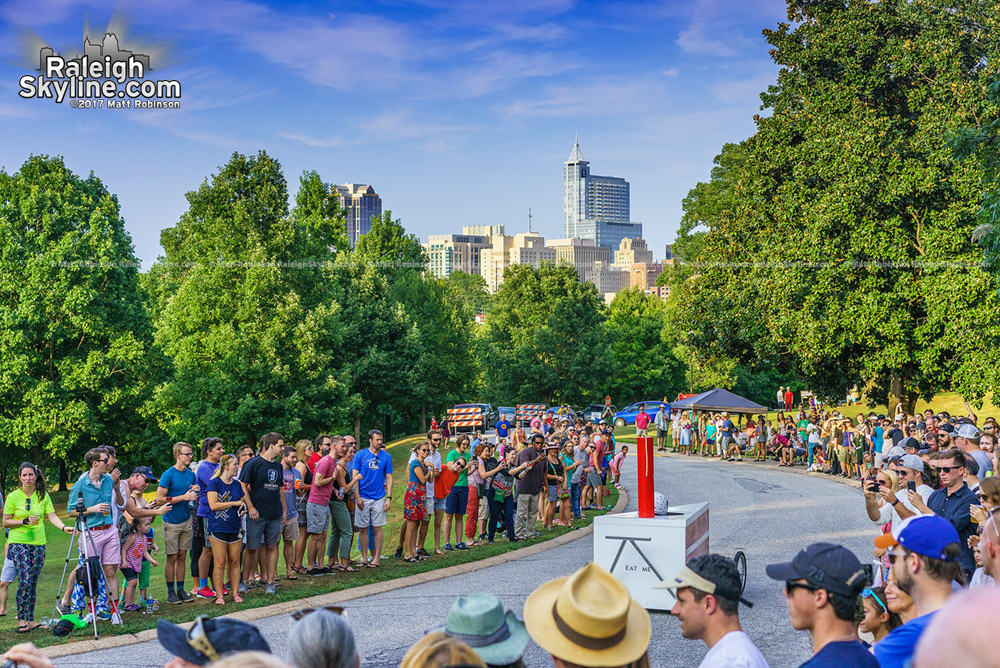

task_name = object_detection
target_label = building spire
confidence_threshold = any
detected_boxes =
[567,135,585,163]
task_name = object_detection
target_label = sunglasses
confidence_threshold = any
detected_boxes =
[431,438,441,442]
[187,616,222,662]
[887,551,908,565]
[290,605,344,621]
[862,588,887,613]
[784,581,820,596]
[25,497,31,512]
[934,465,963,473]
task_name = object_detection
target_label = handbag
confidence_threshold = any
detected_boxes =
[435,467,459,500]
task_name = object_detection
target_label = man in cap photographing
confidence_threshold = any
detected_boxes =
[662,554,769,668]
[872,514,963,668]
[765,543,877,667]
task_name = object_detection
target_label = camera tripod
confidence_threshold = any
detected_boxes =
[53,500,108,639]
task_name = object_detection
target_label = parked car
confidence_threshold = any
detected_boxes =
[582,404,617,423]
[497,407,516,421]
[546,405,580,421]
[613,400,670,428]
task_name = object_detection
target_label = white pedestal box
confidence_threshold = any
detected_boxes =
[593,503,709,611]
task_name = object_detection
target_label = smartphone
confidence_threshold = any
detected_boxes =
[861,564,874,585]
[907,481,916,493]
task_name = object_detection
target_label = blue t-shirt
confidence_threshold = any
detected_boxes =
[206,477,243,534]
[67,473,114,528]
[873,426,885,453]
[158,466,196,525]
[721,419,734,436]
[800,640,879,668]
[283,467,300,520]
[352,448,394,500]
[195,460,219,518]
[873,611,937,668]
[409,458,423,484]
[496,420,510,438]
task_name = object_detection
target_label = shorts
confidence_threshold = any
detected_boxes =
[445,486,469,516]
[434,497,447,511]
[246,516,281,549]
[841,447,855,464]
[425,492,435,518]
[720,436,733,448]
[84,524,122,565]
[657,428,667,438]
[163,517,193,555]
[706,438,715,445]
[1,557,14,583]
[210,531,241,544]
[282,516,300,542]
[548,485,558,503]
[354,496,388,528]
[306,502,331,534]
[636,427,648,437]
[121,567,139,582]
[586,472,603,488]
[139,559,151,589]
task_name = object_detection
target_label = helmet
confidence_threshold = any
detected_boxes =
[653,492,669,516]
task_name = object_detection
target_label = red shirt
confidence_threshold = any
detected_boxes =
[307,452,322,473]
[635,411,651,430]
[784,390,793,403]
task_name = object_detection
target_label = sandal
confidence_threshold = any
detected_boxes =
[343,565,358,572]
[287,574,298,580]
[215,596,225,606]
[403,557,419,563]
[233,594,244,604]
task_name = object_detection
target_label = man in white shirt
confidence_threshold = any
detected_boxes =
[660,554,770,668]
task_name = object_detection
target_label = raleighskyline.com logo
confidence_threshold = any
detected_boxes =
[19,31,181,108]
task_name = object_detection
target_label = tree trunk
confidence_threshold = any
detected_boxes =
[421,404,426,433]
[59,460,68,492]
[354,412,361,443]
[888,370,917,417]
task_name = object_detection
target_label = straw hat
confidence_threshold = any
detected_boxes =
[523,563,650,667]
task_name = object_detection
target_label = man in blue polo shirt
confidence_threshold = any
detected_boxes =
[352,429,393,567]
[872,514,962,668]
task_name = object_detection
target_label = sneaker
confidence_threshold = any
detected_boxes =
[532,531,541,538]
[97,610,113,621]
[416,548,430,558]
[443,543,453,551]
[265,584,275,595]
[478,533,487,542]
[238,582,249,595]
[111,612,123,625]
[167,591,182,605]
[179,589,194,603]
[196,586,215,599]
[394,547,404,559]
[123,603,143,612]
[455,542,469,550]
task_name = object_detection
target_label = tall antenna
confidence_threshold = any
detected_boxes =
[528,208,533,233]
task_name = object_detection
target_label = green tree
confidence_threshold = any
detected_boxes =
[149,152,348,445]
[445,271,491,315]
[672,0,1000,414]
[605,288,684,403]
[0,156,157,473]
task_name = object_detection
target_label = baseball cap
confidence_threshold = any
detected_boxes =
[157,617,270,665]
[130,466,158,483]
[902,437,920,451]
[657,559,753,608]
[939,423,955,434]
[955,423,982,440]
[899,454,925,473]
[886,446,906,458]
[872,514,960,560]
[765,543,868,597]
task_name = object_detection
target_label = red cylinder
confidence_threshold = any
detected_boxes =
[637,435,654,518]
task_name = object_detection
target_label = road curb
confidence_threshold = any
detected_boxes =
[657,451,863,489]
[44,487,630,659]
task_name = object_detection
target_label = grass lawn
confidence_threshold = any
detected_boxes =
[1,435,618,650]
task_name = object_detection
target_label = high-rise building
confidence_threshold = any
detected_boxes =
[480,231,514,293]
[334,183,383,247]
[563,139,642,251]
[546,238,611,282]
[582,260,630,304]
[630,262,664,291]
[509,233,556,269]
[664,243,674,261]
[423,231,492,279]
[612,237,654,272]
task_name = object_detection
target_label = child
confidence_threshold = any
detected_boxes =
[808,446,829,473]
[610,446,628,488]
[120,516,157,611]
[858,586,899,645]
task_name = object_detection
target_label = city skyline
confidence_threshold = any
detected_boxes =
[0,0,787,268]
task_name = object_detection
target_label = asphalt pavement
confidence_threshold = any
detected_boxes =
[55,454,877,668]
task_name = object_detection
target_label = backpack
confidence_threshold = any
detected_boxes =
[75,555,104,597]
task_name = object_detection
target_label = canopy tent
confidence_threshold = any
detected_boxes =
[669,387,768,415]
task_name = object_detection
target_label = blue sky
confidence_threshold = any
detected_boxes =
[1,0,787,267]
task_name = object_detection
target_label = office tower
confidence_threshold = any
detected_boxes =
[563,139,642,250]
[612,238,654,272]
[545,238,611,282]
[334,183,383,247]
[423,231,492,279]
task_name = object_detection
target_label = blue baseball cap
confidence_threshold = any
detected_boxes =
[130,466,158,483]
[873,514,960,561]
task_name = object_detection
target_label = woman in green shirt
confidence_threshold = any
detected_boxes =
[2,462,73,632]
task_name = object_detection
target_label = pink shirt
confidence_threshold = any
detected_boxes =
[611,451,626,473]
[308,455,338,505]
[635,412,651,429]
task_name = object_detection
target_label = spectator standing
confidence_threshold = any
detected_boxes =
[777,386,785,411]
[418,430,442,558]
[442,434,471,551]
[496,413,510,441]
[280,446,301,580]
[307,434,331,474]
[194,437,224,600]
[718,413,735,460]
[514,435,547,540]
[207,454,245,604]
[157,443,199,605]
[635,406,651,438]
[239,432,286,595]
[523,562,650,668]
[328,436,357,572]
[488,447,524,543]
[291,439,314,575]
[402,443,430,562]
[306,436,337,574]
[3,463,73,632]
[352,429,393,566]
[465,443,487,545]
[872,514,963,668]
[784,387,793,411]
[955,423,993,481]
[661,554,769,668]
[570,436,587,519]
[924,449,979,579]
[765,543,877,667]
[859,586,899,646]
[656,405,669,452]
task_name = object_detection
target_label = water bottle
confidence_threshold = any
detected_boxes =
[145,597,153,615]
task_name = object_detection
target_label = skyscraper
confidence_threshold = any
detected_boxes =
[334,183,383,247]
[563,139,641,252]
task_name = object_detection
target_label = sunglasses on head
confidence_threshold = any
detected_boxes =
[862,588,887,613]
[291,605,344,621]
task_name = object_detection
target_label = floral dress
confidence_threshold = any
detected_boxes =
[403,458,427,521]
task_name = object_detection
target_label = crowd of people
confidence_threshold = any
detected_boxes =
[0,410,622,635]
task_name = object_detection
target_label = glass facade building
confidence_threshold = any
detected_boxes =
[563,141,641,251]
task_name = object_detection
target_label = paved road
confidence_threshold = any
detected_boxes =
[56,455,876,668]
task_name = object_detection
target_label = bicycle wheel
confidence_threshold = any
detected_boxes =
[734,550,747,595]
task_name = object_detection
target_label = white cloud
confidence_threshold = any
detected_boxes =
[500,80,659,119]
[662,68,680,77]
